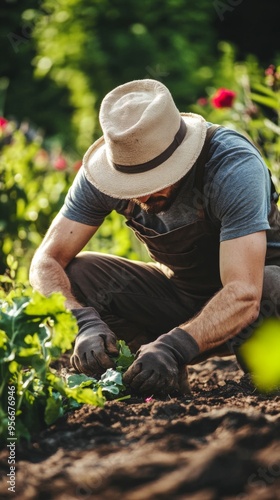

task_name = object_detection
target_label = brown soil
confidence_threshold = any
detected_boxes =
[1,357,280,500]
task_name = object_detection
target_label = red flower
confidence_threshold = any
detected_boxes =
[211,88,236,108]
[0,117,8,130]
[54,155,67,170]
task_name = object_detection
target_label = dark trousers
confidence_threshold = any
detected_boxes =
[66,252,280,360]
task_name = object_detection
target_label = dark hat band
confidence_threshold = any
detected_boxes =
[112,118,187,174]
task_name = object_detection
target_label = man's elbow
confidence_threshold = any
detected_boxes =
[248,296,261,324]
[29,249,51,288]
[29,250,42,287]
[227,281,261,324]
[240,284,261,324]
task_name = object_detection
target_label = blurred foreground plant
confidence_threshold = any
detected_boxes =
[240,318,280,393]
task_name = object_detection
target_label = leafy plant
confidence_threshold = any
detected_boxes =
[0,284,134,444]
[62,341,135,408]
[114,339,135,372]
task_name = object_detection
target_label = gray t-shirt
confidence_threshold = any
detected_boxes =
[61,126,272,242]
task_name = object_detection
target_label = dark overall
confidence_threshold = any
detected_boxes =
[66,127,280,356]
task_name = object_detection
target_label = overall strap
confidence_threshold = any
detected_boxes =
[194,124,222,194]
[268,170,279,203]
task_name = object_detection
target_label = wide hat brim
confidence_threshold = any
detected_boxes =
[83,113,207,199]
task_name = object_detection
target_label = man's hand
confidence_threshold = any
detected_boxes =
[123,328,199,395]
[70,307,119,376]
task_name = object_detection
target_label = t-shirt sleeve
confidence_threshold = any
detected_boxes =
[206,131,271,242]
[60,167,115,226]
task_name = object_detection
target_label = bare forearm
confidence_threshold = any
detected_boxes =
[181,282,260,352]
[29,252,82,309]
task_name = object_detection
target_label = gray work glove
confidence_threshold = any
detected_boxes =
[123,328,199,395]
[70,307,119,376]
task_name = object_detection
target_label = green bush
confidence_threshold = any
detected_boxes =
[0,122,73,280]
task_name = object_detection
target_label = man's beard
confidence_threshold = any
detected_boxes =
[132,195,174,214]
[132,180,183,214]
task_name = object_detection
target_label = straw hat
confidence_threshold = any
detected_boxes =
[83,79,207,199]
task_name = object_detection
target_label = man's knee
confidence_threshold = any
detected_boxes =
[65,252,87,282]
[65,252,115,309]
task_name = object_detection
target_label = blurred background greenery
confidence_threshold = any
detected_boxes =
[1,0,280,280]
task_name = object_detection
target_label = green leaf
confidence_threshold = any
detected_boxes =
[25,291,67,316]
[45,394,64,425]
[65,386,105,406]
[115,340,135,372]
[0,329,7,348]
[251,83,278,98]
[18,346,40,357]
[24,292,78,354]
[66,373,97,388]
[47,311,78,352]
[63,398,81,412]
[99,368,125,395]
[8,360,18,373]
[250,92,279,109]
[7,255,18,271]
[0,276,13,284]
[100,368,123,386]
[46,371,68,397]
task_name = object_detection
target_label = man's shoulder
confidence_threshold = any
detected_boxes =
[207,123,261,156]
[61,167,128,226]
[75,168,126,208]
[204,124,268,184]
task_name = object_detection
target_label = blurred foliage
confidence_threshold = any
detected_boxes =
[192,42,280,187]
[0,0,74,143]
[88,211,148,262]
[1,0,217,151]
[0,122,72,280]
[240,318,280,393]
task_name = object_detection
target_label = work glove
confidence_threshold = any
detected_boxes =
[70,307,119,376]
[123,327,199,395]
